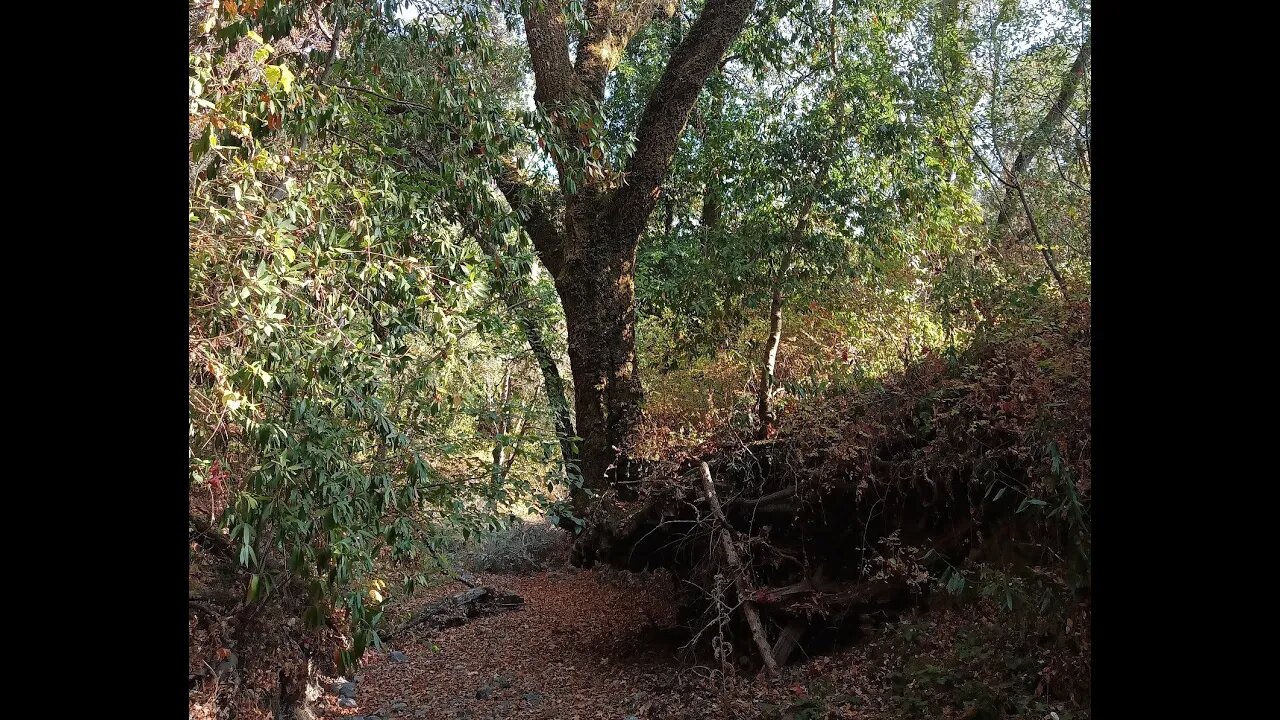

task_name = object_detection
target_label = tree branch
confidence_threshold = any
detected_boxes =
[522,0,583,108]
[575,0,678,97]
[1014,182,1069,300]
[699,461,780,676]
[317,1,345,84]
[494,165,567,277]
[607,0,758,242]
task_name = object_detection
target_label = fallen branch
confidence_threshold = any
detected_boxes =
[734,486,797,507]
[753,578,908,613]
[383,586,524,642]
[698,461,779,676]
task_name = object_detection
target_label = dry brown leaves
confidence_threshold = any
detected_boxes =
[316,565,1086,720]
[319,568,813,720]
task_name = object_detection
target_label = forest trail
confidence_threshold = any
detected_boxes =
[320,567,702,719]
[317,567,877,720]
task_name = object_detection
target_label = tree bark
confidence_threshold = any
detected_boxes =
[554,206,646,501]
[770,618,808,667]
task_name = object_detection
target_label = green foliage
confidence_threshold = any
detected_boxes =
[190,2,575,670]
[886,613,1087,720]
[625,0,1088,443]
[638,6,977,330]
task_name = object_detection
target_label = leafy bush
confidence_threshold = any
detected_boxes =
[189,1,569,682]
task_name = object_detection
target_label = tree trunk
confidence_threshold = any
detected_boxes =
[756,273,786,440]
[993,30,1091,234]
[754,182,820,440]
[506,0,758,516]
[553,209,646,503]
[490,367,512,484]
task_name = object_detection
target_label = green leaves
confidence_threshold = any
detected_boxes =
[191,6,566,661]
[263,64,294,94]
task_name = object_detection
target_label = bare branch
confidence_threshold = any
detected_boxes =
[698,461,780,676]
[317,2,345,84]
[993,29,1091,232]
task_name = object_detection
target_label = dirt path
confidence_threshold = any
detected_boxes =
[313,564,1078,720]
[319,566,786,719]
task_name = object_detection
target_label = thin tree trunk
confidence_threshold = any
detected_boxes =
[518,315,577,479]
[317,2,345,84]
[490,367,512,484]
[1015,185,1070,299]
[754,176,822,440]
[464,223,578,490]
[993,30,1091,234]
[699,84,725,233]
[756,267,787,440]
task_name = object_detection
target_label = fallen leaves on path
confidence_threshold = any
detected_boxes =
[318,567,804,719]
[316,567,1084,720]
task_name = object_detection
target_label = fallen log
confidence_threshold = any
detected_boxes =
[753,578,908,613]
[383,585,524,641]
[733,486,797,508]
[770,618,808,667]
[699,461,780,677]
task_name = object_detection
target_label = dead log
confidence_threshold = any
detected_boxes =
[734,486,797,507]
[754,578,908,613]
[383,586,524,641]
[770,618,808,667]
[698,461,780,677]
